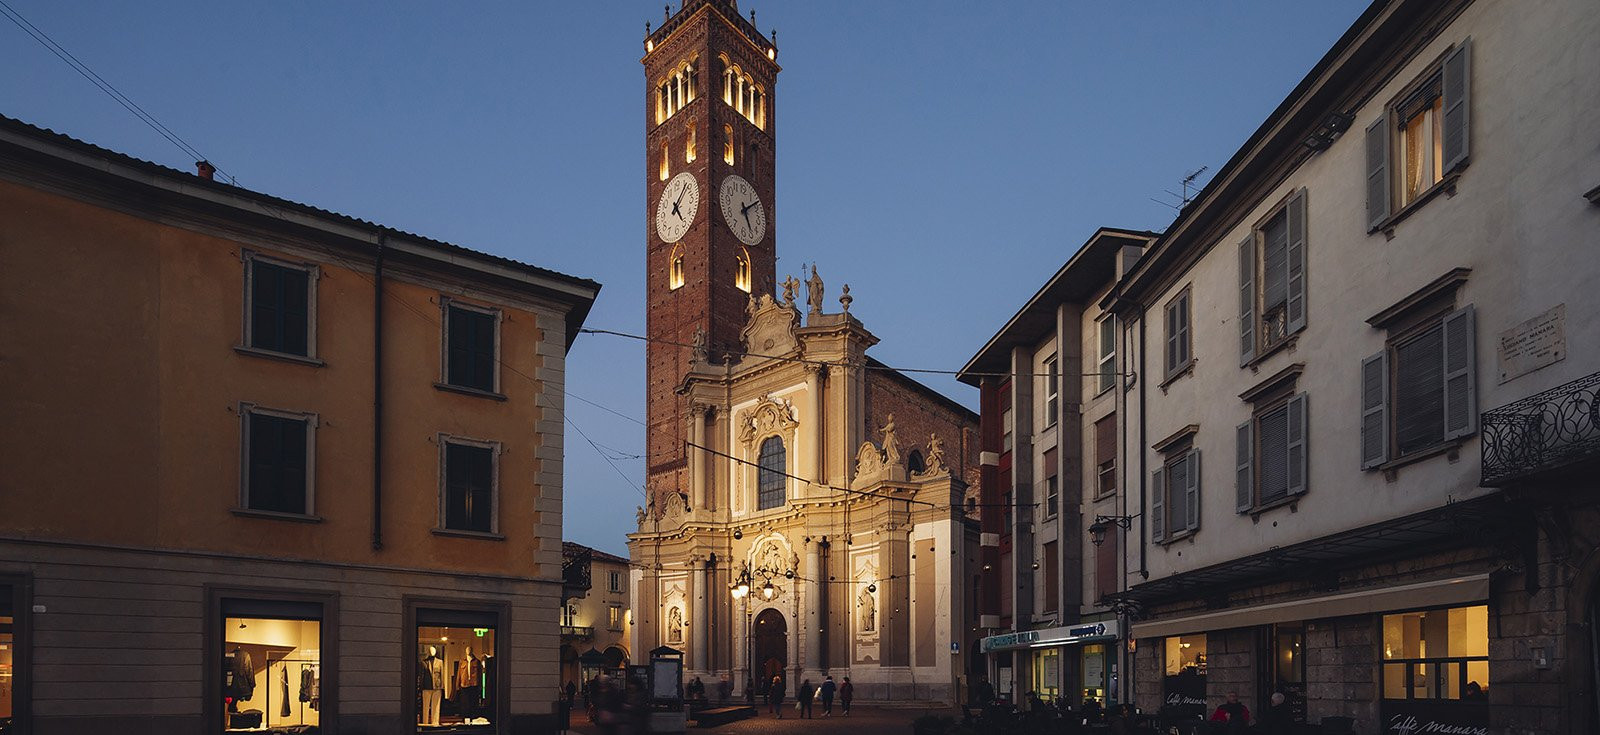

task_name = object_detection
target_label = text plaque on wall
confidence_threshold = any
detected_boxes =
[1497,304,1566,384]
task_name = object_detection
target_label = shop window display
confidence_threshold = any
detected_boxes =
[1,585,14,728]
[223,614,321,732]
[1380,604,1488,733]
[417,624,497,731]
[1162,635,1207,717]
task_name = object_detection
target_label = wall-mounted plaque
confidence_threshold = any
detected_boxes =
[1497,304,1566,384]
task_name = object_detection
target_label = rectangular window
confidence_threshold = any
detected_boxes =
[608,605,623,631]
[416,607,500,730]
[1164,289,1192,381]
[1042,354,1059,427]
[0,580,23,731]
[1042,448,1058,519]
[444,300,499,394]
[245,254,315,358]
[1151,443,1200,542]
[1240,191,1308,364]
[609,571,622,593]
[223,600,324,732]
[1237,393,1309,512]
[1002,407,1014,454]
[1367,40,1471,229]
[1097,317,1117,394]
[241,406,315,517]
[1163,635,1208,717]
[1002,491,1013,531]
[1094,523,1118,601]
[1381,604,1488,701]
[1361,306,1476,468]
[1042,541,1059,614]
[1095,414,1117,499]
[441,438,498,534]
[1081,643,1109,702]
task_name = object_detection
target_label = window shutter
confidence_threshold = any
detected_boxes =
[1239,235,1256,366]
[1365,116,1390,231]
[1442,38,1472,174]
[1286,189,1308,335]
[1361,350,1389,468]
[1166,303,1180,376]
[1150,467,1166,543]
[1235,421,1254,513]
[1287,392,1308,496]
[1442,305,1477,439]
[1183,450,1201,532]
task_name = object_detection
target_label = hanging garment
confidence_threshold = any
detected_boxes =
[280,666,291,718]
[300,667,318,703]
[229,650,256,700]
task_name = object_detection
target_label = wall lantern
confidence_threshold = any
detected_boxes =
[1088,515,1136,547]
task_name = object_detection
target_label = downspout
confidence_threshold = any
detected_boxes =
[1135,307,1148,580]
[372,231,387,551]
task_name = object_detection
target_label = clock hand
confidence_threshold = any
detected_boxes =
[742,208,752,230]
[671,201,681,218]
[674,187,687,207]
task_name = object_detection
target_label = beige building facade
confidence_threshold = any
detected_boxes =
[559,542,633,687]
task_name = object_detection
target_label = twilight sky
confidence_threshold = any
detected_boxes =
[2,1,1369,556]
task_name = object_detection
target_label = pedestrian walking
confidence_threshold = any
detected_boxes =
[839,676,854,716]
[745,677,756,705]
[768,674,786,719]
[819,675,836,716]
[798,679,815,718]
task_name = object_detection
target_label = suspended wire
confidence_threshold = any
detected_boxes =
[0,0,238,185]
[566,416,648,500]
[578,327,1131,380]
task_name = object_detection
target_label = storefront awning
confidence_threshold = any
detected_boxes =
[1130,573,1489,639]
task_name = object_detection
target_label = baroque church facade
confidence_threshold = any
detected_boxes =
[626,0,982,703]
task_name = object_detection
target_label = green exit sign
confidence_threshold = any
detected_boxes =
[474,628,488,637]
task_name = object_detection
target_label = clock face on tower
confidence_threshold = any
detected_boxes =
[655,172,700,244]
[719,174,766,247]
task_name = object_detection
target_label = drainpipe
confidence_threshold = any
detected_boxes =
[1135,307,1148,580]
[372,231,387,551]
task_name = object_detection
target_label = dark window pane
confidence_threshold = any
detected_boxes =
[445,443,494,532]
[248,413,307,514]
[757,437,785,510]
[250,261,309,355]
[1395,325,1445,455]
[447,307,497,392]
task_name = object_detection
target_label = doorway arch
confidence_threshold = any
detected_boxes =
[753,607,788,693]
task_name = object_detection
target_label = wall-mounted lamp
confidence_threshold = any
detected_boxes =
[1301,111,1355,151]
[1088,515,1136,546]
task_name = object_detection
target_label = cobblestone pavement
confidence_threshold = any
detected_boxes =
[564,704,959,734]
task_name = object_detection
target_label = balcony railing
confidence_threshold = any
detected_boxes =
[563,550,592,593]
[1481,370,1600,486]
[560,625,594,639]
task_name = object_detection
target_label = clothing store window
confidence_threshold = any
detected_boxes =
[1163,635,1208,718]
[222,599,323,733]
[440,438,498,535]
[0,582,18,729]
[417,608,500,732]
[1081,643,1109,702]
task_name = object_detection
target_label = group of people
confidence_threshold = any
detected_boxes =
[1204,690,1296,735]
[760,673,853,718]
[566,670,649,735]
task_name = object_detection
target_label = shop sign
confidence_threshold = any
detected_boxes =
[1381,701,1488,735]
[979,620,1120,653]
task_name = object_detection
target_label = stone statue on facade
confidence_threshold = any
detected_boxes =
[781,274,800,307]
[690,326,708,364]
[880,413,900,466]
[805,265,825,317]
[911,432,949,480]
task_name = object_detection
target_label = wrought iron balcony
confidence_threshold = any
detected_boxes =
[562,549,592,594]
[1481,370,1600,486]
[560,625,594,639]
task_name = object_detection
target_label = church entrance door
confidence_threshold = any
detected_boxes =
[753,608,788,694]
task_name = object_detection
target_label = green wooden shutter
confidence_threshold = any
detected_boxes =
[1236,421,1254,513]
[1441,38,1472,173]
[1239,234,1256,366]
[1442,305,1477,440]
[1150,467,1166,543]
[1286,189,1308,335]
[1361,351,1389,469]
[1365,116,1390,231]
[1183,450,1201,532]
[1287,393,1308,496]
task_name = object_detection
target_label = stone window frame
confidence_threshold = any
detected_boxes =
[235,402,321,522]
[238,249,322,366]
[734,398,799,516]
[434,433,503,539]
[437,297,504,400]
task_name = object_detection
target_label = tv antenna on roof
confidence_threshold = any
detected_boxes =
[1150,166,1210,211]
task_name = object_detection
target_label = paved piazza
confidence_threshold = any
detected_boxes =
[565,705,960,734]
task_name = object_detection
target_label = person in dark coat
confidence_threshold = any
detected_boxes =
[819,676,836,716]
[768,674,786,719]
[798,679,816,718]
[1258,692,1293,735]
[1209,691,1252,735]
[839,676,854,716]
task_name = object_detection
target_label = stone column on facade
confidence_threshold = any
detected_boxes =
[804,540,822,678]
[806,365,824,493]
[691,556,708,673]
[689,404,707,511]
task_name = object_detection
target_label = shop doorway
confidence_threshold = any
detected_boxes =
[752,608,787,693]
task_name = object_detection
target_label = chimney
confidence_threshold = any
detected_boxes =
[196,160,215,180]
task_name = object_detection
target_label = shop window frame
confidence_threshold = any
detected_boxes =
[1379,604,1490,704]
[203,584,339,735]
[0,573,32,735]
[402,596,511,735]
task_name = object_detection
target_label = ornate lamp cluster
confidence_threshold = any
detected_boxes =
[729,559,795,601]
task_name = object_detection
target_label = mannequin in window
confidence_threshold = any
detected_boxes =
[420,645,445,726]
[458,646,484,717]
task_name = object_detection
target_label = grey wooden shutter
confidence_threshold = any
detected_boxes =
[1165,303,1178,376]
[1236,421,1254,513]
[1239,235,1256,366]
[1183,449,1201,532]
[1442,38,1472,173]
[1286,189,1308,334]
[1365,116,1389,230]
[1287,392,1309,496]
[1361,351,1389,468]
[1442,305,1477,439]
[1151,467,1166,543]
[1177,296,1190,366]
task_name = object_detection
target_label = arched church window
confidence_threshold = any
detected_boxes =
[685,122,696,163]
[723,125,735,165]
[907,450,925,474]
[659,141,669,181]
[735,248,751,293]
[686,57,698,101]
[669,246,685,290]
[757,436,786,510]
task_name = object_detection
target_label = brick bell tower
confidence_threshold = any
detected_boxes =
[643,0,779,505]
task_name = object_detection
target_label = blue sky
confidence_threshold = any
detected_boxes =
[2,1,1370,555]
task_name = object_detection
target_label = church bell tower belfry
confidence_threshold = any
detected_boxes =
[643,0,779,503]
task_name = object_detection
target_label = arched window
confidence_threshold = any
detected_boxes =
[685,122,696,163]
[659,141,669,181]
[735,248,751,292]
[907,450,925,474]
[723,125,735,165]
[757,436,786,510]
[669,246,685,290]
